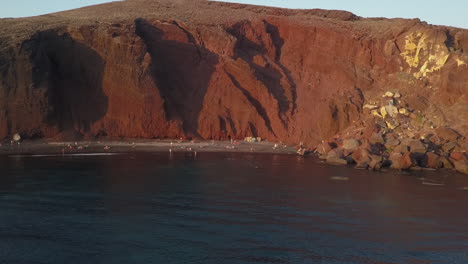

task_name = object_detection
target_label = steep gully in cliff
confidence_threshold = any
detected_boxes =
[135,18,219,138]
[33,31,108,133]
[0,15,307,142]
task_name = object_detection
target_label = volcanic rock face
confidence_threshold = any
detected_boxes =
[0,0,468,147]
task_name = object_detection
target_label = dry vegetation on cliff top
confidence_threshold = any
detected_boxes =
[0,0,430,45]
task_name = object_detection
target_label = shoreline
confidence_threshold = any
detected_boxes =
[2,139,467,177]
[0,140,298,156]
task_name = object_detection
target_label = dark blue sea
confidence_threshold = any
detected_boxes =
[0,152,467,264]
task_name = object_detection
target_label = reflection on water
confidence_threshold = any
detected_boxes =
[0,153,467,264]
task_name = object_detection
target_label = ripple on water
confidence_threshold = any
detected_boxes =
[0,153,467,264]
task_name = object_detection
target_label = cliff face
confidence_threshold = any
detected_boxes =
[1,0,468,146]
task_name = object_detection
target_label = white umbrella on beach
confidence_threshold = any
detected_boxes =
[13,133,21,144]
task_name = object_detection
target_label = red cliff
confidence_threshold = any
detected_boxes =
[1,0,468,148]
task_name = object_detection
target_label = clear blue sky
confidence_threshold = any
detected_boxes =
[1,0,467,29]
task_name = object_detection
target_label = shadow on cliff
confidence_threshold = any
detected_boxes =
[135,18,219,137]
[27,30,107,137]
[226,20,297,119]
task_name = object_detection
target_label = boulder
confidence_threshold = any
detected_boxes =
[440,156,454,169]
[383,91,394,98]
[452,144,465,153]
[404,95,428,112]
[384,104,399,118]
[380,106,388,119]
[297,148,307,156]
[402,152,415,170]
[326,148,348,165]
[408,139,426,154]
[363,104,378,110]
[442,141,458,153]
[343,138,360,151]
[344,155,356,164]
[424,140,440,153]
[385,136,400,149]
[427,134,442,145]
[393,144,409,154]
[389,152,402,167]
[316,141,335,155]
[453,159,468,174]
[459,140,468,151]
[369,143,386,155]
[368,154,383,170]
[371,110,382,118]
[410,152,427,167]
[390,152,413,170]
[327,148,344,160]
[352,148,371,167]
[369,132,385,145]
[385,120,399,130]
[450,152,465,161]
[398,108,409,115]
[426,152,443,169]
[435,127,460,142]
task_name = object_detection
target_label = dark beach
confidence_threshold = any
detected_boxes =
[0,140,298,156]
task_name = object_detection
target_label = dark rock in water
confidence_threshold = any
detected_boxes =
[435,127,460,142]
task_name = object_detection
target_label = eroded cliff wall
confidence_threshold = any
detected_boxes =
[1,0,468,147]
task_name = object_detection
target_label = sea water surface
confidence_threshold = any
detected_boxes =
[0,152,467,264]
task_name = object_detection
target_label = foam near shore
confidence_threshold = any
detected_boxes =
[0,140,298,156]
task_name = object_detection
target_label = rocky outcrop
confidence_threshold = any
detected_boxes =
[1,0,468,163]
[316,91,468,173]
